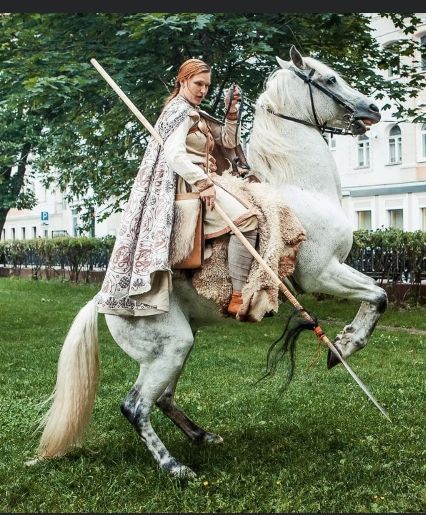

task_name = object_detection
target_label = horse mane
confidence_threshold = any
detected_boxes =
[248,57,337,186]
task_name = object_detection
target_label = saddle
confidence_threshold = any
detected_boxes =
[171,172,306,322]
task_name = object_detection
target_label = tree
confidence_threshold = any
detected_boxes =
[1,12,425,234]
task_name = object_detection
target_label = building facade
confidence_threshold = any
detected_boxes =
[1,177,122,241]
[334,13,426,232]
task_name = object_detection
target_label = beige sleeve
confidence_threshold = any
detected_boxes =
[163,116,209,185]
[208,117,240,149]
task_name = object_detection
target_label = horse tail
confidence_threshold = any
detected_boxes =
[257,308,317,389]
[37,298,99,459]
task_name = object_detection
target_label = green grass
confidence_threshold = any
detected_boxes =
[0,277,425,513]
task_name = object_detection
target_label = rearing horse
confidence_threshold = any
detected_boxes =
[33,47,385,478]
[249,46,386,368]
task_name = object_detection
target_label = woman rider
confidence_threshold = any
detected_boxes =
[97,58,258,318]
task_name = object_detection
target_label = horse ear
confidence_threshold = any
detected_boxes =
[275,56,290,69]
[290,45,305,70]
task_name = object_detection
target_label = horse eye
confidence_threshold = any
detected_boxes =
[327,76,337,85]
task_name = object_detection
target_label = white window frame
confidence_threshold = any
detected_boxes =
[357,210,372,230]
[388,125,402,164]
[421,122,426,160]
[357,135,370,168]
[420,35,426,72]
[387,209,404,229]
[385,41,401,78]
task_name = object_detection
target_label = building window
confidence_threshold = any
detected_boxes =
[2,229,5,241]
[388,125,402,164]
[385,41,400,77]
[421,35,426,71]
[32,226,37,239]
[422,123,426,160]
[422,208,426,230]
[357,135,370,167]
[357,210,372,230]
[388,209,403,229]
[44,229,48,238]
[21,227,26,240]
[325,133,336,150]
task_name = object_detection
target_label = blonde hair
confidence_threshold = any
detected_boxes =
[165,58,211,105]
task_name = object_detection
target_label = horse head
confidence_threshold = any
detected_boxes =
[273,46,381,136]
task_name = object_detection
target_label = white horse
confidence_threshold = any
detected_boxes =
[33,47,386,478]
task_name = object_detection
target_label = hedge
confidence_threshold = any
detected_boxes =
[1,228,425,300]
[0,236,115,282]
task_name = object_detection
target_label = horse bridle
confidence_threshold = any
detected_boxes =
[219,67,356,175]
[265,66,357,136]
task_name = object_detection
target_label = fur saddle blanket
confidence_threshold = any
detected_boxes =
[171,173,306,322]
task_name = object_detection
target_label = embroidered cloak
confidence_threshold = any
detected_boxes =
[96,96,197,316]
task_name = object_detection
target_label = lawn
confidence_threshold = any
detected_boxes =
[0,277,425,513]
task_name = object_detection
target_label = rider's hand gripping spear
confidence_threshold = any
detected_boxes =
[90,58,391,422]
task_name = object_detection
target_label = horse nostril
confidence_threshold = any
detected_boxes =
[369,104,379,113]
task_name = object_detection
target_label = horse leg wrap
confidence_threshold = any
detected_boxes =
[228,229,258,291]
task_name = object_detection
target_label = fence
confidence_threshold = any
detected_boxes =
[0,236,114,282]
[1,229,425,302]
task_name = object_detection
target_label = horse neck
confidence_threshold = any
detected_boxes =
[249,111,341,199]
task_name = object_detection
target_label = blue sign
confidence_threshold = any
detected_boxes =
[41,211,49,222]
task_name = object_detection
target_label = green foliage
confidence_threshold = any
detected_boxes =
[1,12,425,232]
[348,228,426,303]
[353,227,426,252]
[0,279,425,512]
[0,236,115,281]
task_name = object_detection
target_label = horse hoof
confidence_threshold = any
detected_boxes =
[327,348,341,369]
[203,433,223,445]
[25,457,41,467]
[171,464,196,479]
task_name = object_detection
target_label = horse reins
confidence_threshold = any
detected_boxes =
[264,66,357,136]
[223,84,251,173]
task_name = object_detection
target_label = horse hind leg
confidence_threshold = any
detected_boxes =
[120,378,195,478]
[156,361,223,445]
[105,303,196,477]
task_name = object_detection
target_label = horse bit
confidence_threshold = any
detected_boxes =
[264,66,357,137]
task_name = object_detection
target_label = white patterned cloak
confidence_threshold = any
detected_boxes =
[96,96,196,316]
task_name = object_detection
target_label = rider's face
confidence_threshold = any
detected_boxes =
[179,72,211,106]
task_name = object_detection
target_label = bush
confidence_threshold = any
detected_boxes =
[347,228,426,303]
[0,236,115,282]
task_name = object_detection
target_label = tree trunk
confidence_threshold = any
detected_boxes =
[0,143,31,238]
[0,208,9,238]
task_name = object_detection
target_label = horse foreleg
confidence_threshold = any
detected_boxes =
[156,353,224,444]
[299,260,387,366]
